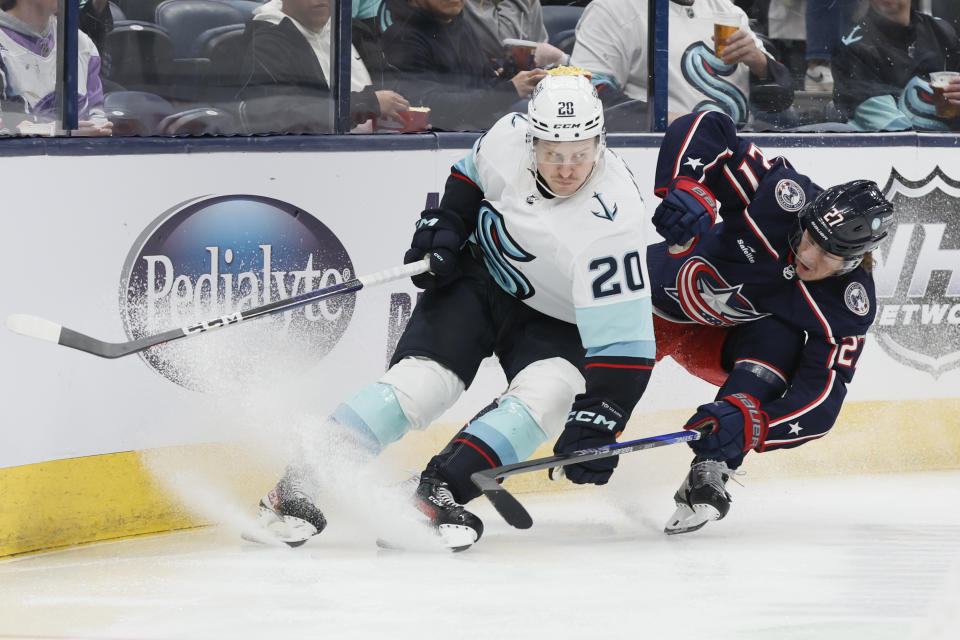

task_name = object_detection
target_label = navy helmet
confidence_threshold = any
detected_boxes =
[796,180,894,275]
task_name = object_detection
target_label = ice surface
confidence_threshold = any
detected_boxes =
[1,471,958,640]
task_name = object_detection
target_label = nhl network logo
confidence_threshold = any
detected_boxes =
[873,168,960,377]
[120,195,355,391]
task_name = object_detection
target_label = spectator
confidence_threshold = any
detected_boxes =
[803,0,859,92]
[0,0,111,135]
[379,0,546,130]
[463,0,567,70]
[571,0,794,129]
[239,0,410,133]
[767,0,806,86]
[79,0,112,66]
[832,0,960,131]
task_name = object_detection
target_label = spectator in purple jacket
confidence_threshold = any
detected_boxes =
[0,0,111,135]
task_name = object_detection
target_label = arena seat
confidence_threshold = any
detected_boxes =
[104,21,176,93]
[115,0,166,22]
[196,23,248,88]
[216,0,263,22]
[154,0,247,60]
[108,1,126,21]
[157,106,239,135]
[103,90,175,135]
[542,5,582,53]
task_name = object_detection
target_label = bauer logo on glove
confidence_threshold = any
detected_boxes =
[683,393,770,461]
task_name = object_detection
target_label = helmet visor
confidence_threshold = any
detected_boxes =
[532,139,600,166]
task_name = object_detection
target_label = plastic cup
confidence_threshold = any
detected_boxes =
[714,19,739,57]
[502,38,538,71]
[930,71,960,118]
[508,44,536,71]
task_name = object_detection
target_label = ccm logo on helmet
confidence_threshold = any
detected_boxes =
[553,123,582,129]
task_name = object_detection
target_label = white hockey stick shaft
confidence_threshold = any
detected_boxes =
[6,258,430,359]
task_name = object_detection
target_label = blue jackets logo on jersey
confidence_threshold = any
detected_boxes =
[775,179,806,212]
[591,192,618,221]
[476,203,536,299]
[665,257,770,327]
[844,282,870,317]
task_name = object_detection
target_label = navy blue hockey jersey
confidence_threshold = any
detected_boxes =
[650,112,876,450]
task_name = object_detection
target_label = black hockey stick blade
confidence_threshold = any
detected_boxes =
[6,259,430,359]
[471,426,709,529]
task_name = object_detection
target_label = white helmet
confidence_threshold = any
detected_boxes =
[526,72,606,198]
[527,73,605,142]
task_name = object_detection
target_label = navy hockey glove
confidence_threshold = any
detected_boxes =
[684,393,770,461]
[653,177,717,246]
[403,208,466,289]
[553,398,627,485]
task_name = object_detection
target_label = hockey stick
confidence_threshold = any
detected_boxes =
[5,258,431,359]
[470,426,710,529]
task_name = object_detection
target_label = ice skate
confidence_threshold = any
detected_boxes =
[242,471,327,548]
[377,474,484,552]
[414,475,484,551]
[664,458,734,535]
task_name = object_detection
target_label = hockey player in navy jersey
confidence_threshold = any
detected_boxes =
[647,111,894,534]
[253,70,657,550]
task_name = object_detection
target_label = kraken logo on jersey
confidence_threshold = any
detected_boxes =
[591,192,618,221]
[476,202,536,299]
[680,42,750,126]
[665,257,770,327]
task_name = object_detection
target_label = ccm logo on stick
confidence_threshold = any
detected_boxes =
[183,312,243,334]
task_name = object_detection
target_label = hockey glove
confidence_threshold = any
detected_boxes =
[403,208,466,289]
[553,397,627,485]
[653,177,717,246]
[683,393,770,461]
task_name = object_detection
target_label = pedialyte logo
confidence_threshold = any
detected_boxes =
[873,168,960,377]
[121,195,355,391]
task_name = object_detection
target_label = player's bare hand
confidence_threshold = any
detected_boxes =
[511,69,549,97]
[534,43,566,68]
[376,90,411,118]
[717,29,768,79]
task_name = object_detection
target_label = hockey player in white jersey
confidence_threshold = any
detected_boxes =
[254,70,657,551]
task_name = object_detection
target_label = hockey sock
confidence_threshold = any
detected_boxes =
[422,428,502,504]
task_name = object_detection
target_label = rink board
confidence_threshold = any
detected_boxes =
[2,397,958,558]
[1,134,958,557]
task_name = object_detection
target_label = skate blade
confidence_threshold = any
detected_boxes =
[241,508,319,548]
[664,502,720,535]
[438,523,479,552]
[375,519,478,553]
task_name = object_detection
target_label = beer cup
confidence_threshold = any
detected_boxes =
[714,17,739,58]
[930,71,960,119]
[503,38,538,71]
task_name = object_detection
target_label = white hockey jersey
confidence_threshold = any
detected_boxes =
[571,0,768,125]
[0,15,104,121]
[455,112,655,358]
